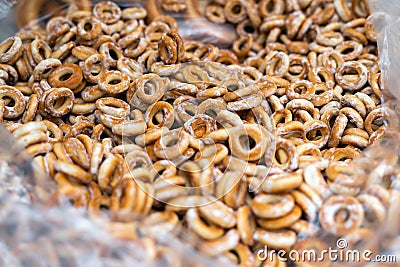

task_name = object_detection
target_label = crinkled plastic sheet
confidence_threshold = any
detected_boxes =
[154,0,237,48]
[0,0,237,47]
[0,124,233,266]
[0,2,235,266]
[358,0,400,263]
[1,0,400,266]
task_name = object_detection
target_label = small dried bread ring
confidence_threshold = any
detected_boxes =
[44,87,75,117]
[319,195,364,236]
[0,85,26,118]
[93,1,122,24]
[251,193,295,219]
[158,31,185,64]
[48,63,83,90]
[0,36,23,64]
[98,70,130,94]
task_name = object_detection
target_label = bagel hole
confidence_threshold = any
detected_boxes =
[204,109,217,119]
[79,126,93,136]
[53,97,67,109]
[42,67,53,76]
[342,67,358,75]
[239,134,256,151]
[272,59,284,74]
[341,47,354,55]
[318,73,327,83]
[300,149,317,157]
[99,130,110,140]
[198,214,214,227]
[128,40,139,50]
[84,23,93,31]
[328,56,339,68]
[275,148,289,164]
[218,58,236,65]
[212,10,221,17]
[59,72,72,81]
[152,110,165,125]
[205,83,217,90]
[132,158,148,169]
[264,1,274,13]
[106,101,123,109]
[294,115,306,124]
[185,109,196,117]
[381,174,392,189]
[371,117,384,130]
[337,155,353,161]
[47,129,56,138]
[91,64,102,75]
[347,122,357,129]
[1,40,13,53]
[294,85,307,95]
[238,40,248,51]
[363,205,376,223]
[315,85,327,95]
[155,167,168,178]
[306,129,323,141]
[243,70,258,81]
[249,60,260,69]
[244,25,255,34]
[281,131,303,139]
[144,84,156,95]
[99,202,109,212]
[274,118,285,126]
[154,26,166,34]
[109,49,119,60]
[102,9,113,16]
[193,122,207,138]
[196,48,209,60]
[267,196,283,204]
[289,64,303,75]
[228,249,241,263]
[227,84,240,91]
[108,78,121,85]
[2,97,14,107]
[38,47,47,59]
[343,74,360,83]
[334,208,350,223]
[329,116,338,128]
[232,5,242,14]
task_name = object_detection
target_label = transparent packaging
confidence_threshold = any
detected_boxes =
[0,0,400,266]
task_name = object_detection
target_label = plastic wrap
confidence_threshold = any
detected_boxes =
[143,0,238,47]
[1,0,400,266]
[0,123,234,266]
[369,0,400,101]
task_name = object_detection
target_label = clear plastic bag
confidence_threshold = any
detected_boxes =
[1,0,400,266]
[0,122,234,266]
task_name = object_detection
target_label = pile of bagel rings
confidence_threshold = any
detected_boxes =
[1,0,398,267]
